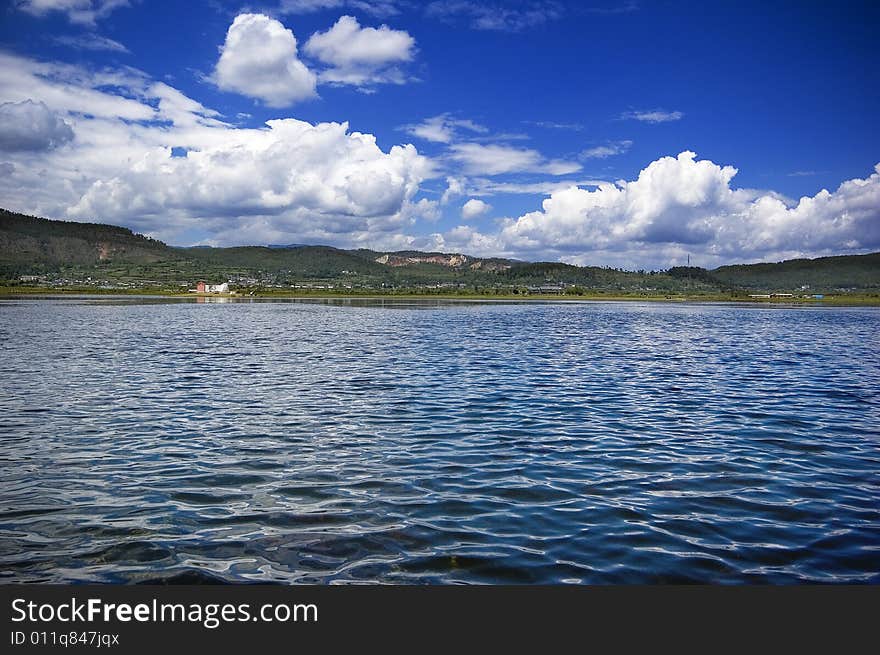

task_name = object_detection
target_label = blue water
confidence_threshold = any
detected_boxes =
[0,297,878,584]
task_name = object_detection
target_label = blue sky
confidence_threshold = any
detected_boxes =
[0,0,878,268]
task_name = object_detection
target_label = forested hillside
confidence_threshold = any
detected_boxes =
[2,209,878,293]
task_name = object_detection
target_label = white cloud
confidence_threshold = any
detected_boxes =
[406,197,441,223]
[581,140,632,159]
[439,176,608,202]
[69,119,430,232]
[620,109,684,123]
[525,120,584,131]
[405,116,453,143]
[543,159,584,175]
[422,224,501,257]
[470,131,530,143]
[213,13,317,107]
[439,151,880,268]
[401,114,487,143]
[2,51,876,269]
[449,142,581,176]
[450,143,538,175]
[425,1,564,31]
[584,1,639,15]
[0,100,74,152]
[280,0,402,16]
[469,178,606,196]
[15,0,129,25]
[0,52,154,121]
[461,198,490,219]
[0,52,435,248]
[788,170,825,177]
[305,15,413,67]
[53,34,129,53]
[280,0,345,11]
[304,15,415,87]
[441,176,465,204]
[149,82,224,128]
[448,118,486,134]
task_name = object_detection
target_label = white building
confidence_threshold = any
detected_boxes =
[195,281,230,293]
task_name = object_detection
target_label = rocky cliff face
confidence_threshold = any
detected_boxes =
[373,252,514,271]
[376,253,469,267]
[469,260,511,272]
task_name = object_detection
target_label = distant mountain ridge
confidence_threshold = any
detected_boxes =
[0,208,170,266]
[1,208,878,292]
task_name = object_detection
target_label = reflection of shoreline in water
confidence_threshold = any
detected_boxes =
[1,294,597,309]
[196,295,234,303]
[0,294,864,312]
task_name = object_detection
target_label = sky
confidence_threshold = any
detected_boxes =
[0,0,878,269]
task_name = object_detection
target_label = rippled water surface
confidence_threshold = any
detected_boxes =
[1,297,878,584]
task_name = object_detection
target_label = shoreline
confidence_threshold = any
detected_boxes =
[2,286,879,306]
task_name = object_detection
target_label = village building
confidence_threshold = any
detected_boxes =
[195,281,230,293]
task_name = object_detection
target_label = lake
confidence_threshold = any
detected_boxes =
[0,297,878,583]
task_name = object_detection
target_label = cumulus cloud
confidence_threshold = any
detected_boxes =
[581,140,632,159]
[2,51,877,269]
[444,152,880,267]
[441,175,465,204]
[0,100,74,152]
[69,119,430,228]
[401,114,488,143]
[461,198,491,219]
[425,1,564,31]
[213,14,317,107]
[620,109,684,123]
[0,52,435,248]
[449,142,581,176]
[303,15,415,87]
[15,0,129,25]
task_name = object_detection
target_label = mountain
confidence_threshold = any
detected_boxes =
[178,244,389,277]
[711,253,880,290]
[1,208,878,293]
[0,208,176,267]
